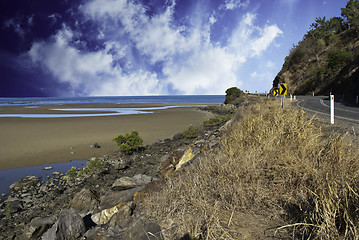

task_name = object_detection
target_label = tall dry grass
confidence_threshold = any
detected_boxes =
[141,99,359,239]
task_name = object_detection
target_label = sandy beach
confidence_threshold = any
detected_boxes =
[0,104,213,170]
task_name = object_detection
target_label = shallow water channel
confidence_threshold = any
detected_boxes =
[0,160,87,200]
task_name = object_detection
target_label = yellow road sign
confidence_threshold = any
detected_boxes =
[273,89,279,96]
[279,83,287,95]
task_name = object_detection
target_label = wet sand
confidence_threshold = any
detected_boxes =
[0,104,213,170]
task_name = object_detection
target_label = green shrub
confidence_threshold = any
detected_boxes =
[65,167,78,179]
[328,50,353,70]
[182,125,199,139]
[202,115,232,128]
[113,130,143,153]
[78,158,105,176]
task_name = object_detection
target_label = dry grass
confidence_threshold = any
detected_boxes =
[141,99,359,239]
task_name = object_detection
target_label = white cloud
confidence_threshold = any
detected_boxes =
[24,0,283,96]
[81,0,188,63]
[4,18,25,37]
[251,25,283,56]
[222,0,249,10]
[163,43,239,94]
[27,27,162,96]
[229,13,283,59]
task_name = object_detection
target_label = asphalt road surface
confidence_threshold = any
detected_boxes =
[295,96,359,124]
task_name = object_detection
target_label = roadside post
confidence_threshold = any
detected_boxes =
[279,83,287,109]
[330,95,334,124]
[356,95,358,104]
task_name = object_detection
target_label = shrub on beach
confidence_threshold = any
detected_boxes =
[181,125,199,139]
[202,114,232,128]
[113,130,143,153]
[77,158,105,176]
[64,167,78,179]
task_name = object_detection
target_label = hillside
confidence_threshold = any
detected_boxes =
[273,0,359,104]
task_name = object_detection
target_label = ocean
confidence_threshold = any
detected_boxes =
[0,95,225,106]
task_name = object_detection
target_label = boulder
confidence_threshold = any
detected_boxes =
[84,226,107,240]
[133,179,165,204]
[4,198,22,214]
[42,209,86,240]
[112,174,152,190]
[111,177,139,190]
[99,187,142,210]
[9,176,39,193]
[90,143,101,149]
[18,216,57,239]
[113,159,131,171]
[175,147,196,170]
[68,188,99,213]
[122,218,163,240]
[158,150,184,179]
[91,202,134,225]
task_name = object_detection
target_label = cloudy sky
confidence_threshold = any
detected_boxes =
[0,0,347,97]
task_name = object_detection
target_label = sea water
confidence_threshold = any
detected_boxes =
[0,95,225,106]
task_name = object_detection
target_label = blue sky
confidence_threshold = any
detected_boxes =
[0,0,348,97]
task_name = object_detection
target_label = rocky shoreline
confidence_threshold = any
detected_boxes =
[0,106,230,240]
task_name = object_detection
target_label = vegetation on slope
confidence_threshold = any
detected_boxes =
[142,99,359,239]
[273,0,359,103]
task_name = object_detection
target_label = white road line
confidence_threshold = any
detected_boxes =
[296,99,359,124]
[319,98,359,114]
[320,99,329,108]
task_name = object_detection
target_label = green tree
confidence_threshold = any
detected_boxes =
[341,0,359,28]
[113,131,143,153]
[224,87,244,104]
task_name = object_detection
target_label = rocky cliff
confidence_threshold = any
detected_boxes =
[273,0,359,104]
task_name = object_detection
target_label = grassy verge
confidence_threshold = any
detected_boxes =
[141,99,359,239]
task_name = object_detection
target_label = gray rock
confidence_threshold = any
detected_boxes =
[31,215,57,228]
[42,209,86,240]
[91,201,134,225]
[10,176,39,193]
[19,216,58,239]
[68,188,99,212]
[4,198,22,214]
[90,143,101,148]
[132,174,152,185]
[123,218,163,240]
[111,174,151,191]
[114,159,131,170]
[100,187,142,210]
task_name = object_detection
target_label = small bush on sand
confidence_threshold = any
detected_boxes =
[141,99,359,239]
[64,167,78,179]
[181,125,199,139]
[77,158,105,176]
[202,114,232,128]
[113,130,143,153]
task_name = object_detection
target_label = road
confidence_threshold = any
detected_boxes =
[295,96,359,124]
